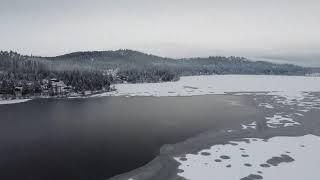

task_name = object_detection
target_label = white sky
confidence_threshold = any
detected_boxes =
[1,0,319,65]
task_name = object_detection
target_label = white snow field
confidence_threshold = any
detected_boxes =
[176,135,320,180]
[0,99,31,105]
[92,75,320,98]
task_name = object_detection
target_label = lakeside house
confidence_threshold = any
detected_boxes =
[41,79,71,95]
[14,86,23,97]
[50,79,69,95]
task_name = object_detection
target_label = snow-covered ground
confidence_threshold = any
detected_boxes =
[93,75,320,98]
[176,135,320,180]
[0,99,31,105]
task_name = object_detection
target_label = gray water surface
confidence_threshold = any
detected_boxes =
[0,96,259,180]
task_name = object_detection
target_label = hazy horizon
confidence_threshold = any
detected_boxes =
[1,0,320,66]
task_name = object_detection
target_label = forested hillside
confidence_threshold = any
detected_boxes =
[0,49,313,98]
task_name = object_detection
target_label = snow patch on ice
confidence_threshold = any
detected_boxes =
[175,135,320,180]
[266,115,300,128]
[258,103,274,109]
[241,122,257,130]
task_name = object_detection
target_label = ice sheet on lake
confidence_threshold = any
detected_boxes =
[92,75,320,98]
[175,135,320,180]
[92,75,320,129]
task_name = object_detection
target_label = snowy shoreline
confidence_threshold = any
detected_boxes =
[0,98,31,105]
[2,75,320,105]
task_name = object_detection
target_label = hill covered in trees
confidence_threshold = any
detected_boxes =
[0,49,316,99]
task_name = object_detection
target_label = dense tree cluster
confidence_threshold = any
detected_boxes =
[117,66,179,83]
[57,70,112,92]
[0,51,113,97]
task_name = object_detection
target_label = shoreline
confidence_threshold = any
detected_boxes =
[0,89,111,105]
[2,75,320,105]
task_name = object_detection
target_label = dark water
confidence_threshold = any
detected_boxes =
[0,96,258,180]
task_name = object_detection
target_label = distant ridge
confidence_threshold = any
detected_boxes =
[0,49,315,76]
[1,49,317,69]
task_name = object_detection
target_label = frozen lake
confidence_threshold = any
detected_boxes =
[1,75,320,180]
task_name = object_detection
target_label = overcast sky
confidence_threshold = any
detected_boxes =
[1,0,319,65]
